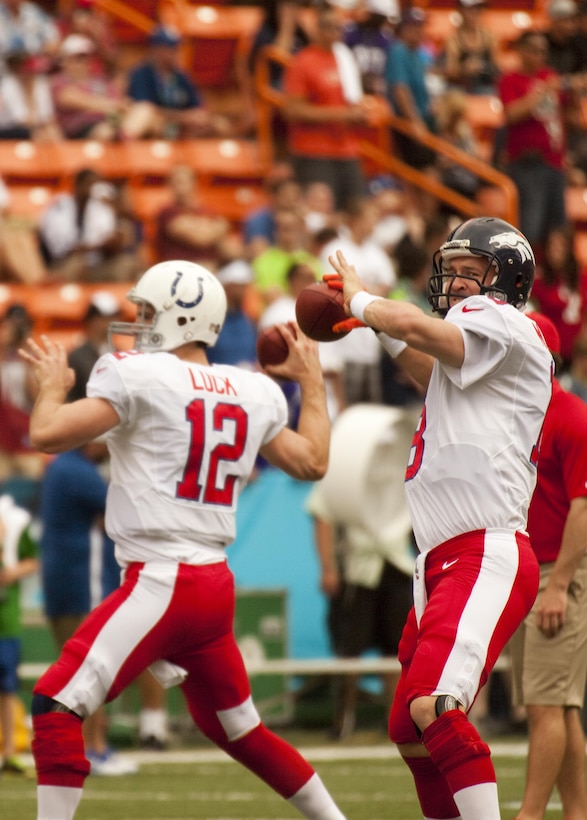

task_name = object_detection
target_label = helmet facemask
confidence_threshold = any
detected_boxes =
[429,251,502,315]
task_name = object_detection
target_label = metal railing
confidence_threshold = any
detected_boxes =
[254,45,518,226]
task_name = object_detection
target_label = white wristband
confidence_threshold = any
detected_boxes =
[377,332,408,358]
[350,291,379,324]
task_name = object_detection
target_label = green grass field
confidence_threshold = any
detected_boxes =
[0,734,560,820]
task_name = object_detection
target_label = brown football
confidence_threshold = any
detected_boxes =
[256,325,289,369]
[295,282,350,342]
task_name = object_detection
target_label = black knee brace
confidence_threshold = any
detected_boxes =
[32,693,83,720]
[435,694,463,717]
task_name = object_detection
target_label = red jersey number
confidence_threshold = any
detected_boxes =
[177,399,248,506]
[405,405,426,481]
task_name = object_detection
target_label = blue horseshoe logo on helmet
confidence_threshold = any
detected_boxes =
[171,271,204,308]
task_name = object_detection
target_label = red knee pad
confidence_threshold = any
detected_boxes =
[421,710,495,794]
[33,712,90,788]
[403,756,461,819]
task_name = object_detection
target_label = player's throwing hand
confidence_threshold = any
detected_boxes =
[19,335,75,396]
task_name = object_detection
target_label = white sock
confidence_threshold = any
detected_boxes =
[139,708,168,740]
[38,785,83,820]
[288,772,346,819]
[453,782,499,819]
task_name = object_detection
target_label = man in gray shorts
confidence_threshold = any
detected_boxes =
[509,312,587,820]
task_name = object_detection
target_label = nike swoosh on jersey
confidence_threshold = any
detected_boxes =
[441,559,459,570]
[462,305,484,312]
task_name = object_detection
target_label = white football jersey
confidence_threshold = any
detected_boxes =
[404,296,552,554]
[86,351,288,566]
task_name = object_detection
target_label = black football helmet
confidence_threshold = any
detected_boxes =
[428,217,535,316]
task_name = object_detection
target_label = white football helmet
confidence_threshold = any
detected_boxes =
[109,260,227,351]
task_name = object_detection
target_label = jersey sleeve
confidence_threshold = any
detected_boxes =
[86,352,132,425]
[440,297,511,389]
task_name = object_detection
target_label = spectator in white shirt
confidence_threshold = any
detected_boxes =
[38,168,140,282]
[319,196,396,404]
[0,48,61,140]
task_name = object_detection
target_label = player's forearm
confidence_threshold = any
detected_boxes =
[296,376,331,478]
[29,396,118,453]
[359,297,464,369]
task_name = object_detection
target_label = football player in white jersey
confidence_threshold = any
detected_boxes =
[19,260,346,820]
[326,217,553,820]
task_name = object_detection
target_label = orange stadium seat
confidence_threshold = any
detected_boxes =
[44,140,133,182]
[44,141,184,187]
[0,281,135,336]
[179,138,265,182]
[22,282,90,332]
[198,180,268,224]
[5,185,53,223]
[159,2,263,88]
[425,10,461,50]
[425,7,547,53]
[128,185,173,224]
[123,140,186,186]
[0,283,30,315]
[483,9,548,46]
[0,142,69,187]
[464,95,505,160]
[85,283,135,321]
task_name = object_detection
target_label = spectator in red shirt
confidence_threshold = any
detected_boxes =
[529,226,587,369]
[498,30,579,255]
[510,311,587,820]
[282,3,370,210]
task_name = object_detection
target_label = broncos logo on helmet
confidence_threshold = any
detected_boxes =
[489,232,535,264]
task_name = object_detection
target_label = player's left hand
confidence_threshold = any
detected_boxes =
[18,335,75,396]
[326,250,364,314]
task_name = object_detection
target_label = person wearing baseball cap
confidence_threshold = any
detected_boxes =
[126,24,230,139]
